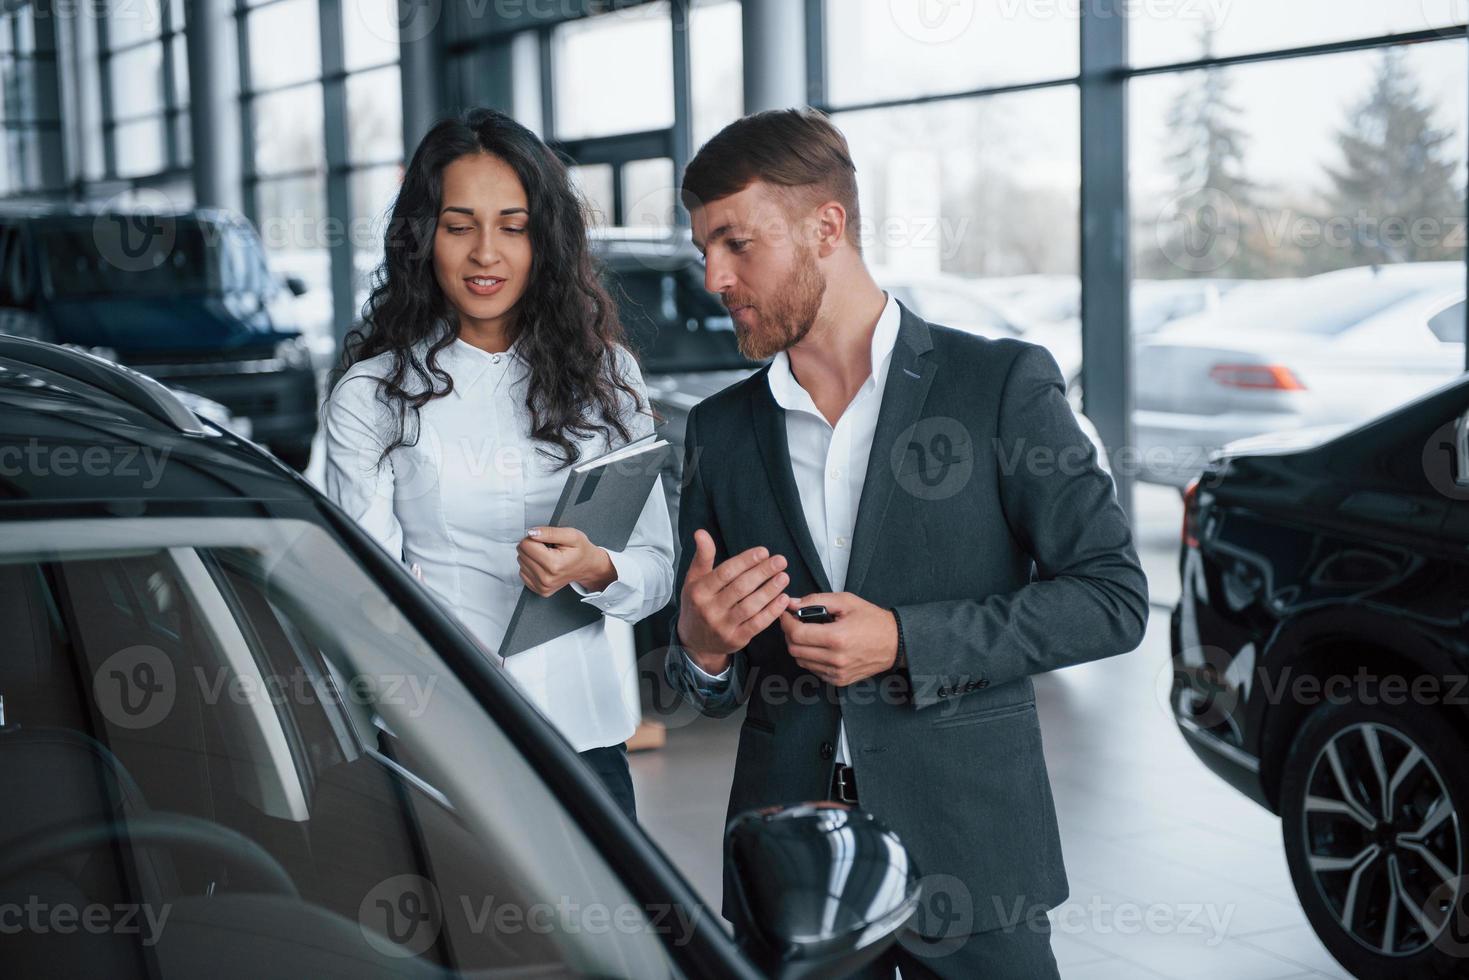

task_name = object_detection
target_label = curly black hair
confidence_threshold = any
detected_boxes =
[336,107,643,468]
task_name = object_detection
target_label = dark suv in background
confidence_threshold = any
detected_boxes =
[1170,374,1469,978]
[0,205,318,469]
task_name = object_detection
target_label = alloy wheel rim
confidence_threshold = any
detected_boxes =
[1301,721,1461,957]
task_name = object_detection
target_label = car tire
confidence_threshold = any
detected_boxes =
[1280,699,1469,979]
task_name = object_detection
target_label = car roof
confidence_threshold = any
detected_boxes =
[0,338,308,505]
[592,231,703,272]
[0,202,247,227]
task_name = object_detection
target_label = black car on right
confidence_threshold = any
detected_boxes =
[1171,373,1469,979]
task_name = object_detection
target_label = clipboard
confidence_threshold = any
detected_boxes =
[497,434,672,658]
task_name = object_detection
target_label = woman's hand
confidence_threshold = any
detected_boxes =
[516,526,617,597]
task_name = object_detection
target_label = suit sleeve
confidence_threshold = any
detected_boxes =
[893,344,1149,709]
[662,403,750,718]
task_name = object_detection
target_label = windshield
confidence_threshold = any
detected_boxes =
[0,516,682,977]
[604,262,757,373]
[38,218,275,299]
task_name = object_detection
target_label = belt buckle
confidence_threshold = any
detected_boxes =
[833,765,857,805]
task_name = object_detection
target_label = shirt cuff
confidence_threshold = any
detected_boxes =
[683,650,733,687]
[570,547,642,616]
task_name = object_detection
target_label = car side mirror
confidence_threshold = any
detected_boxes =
[283,275,308,297]
[725,802,920,979]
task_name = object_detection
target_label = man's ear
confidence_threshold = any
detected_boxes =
[812,200,848,258]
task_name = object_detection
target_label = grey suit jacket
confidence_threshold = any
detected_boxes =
[664,304,1149,936]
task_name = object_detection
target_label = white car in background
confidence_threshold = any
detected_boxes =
[1134,261,1466,487]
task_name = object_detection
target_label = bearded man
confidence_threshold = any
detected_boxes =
[664,108,1148,979]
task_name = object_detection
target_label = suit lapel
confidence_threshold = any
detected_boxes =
[844,305,936,596]
[750,376,834,596]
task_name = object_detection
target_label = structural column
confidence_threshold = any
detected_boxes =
[741,0,805,112]
[399,0,444,161]
[1079,0,1135,524]
[185,0,242,212]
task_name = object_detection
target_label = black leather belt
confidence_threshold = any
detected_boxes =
[829,764,859,805]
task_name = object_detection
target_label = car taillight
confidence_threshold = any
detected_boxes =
[1208,363,1305,391]
[1182,477,1200,549]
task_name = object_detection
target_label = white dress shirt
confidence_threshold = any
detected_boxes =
[323,332,675,752]
[688,292,901,768]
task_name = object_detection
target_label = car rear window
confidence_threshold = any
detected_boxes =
[603,262,756,373]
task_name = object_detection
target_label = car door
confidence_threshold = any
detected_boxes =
[0,514,718,978]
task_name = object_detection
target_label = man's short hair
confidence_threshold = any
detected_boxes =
[680,108,862,251]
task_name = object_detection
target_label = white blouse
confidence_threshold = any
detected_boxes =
[322,332,675,751]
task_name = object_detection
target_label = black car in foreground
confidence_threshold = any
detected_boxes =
[0,337,920,978]
[0,204,318,469]
[1171,373,1469,978]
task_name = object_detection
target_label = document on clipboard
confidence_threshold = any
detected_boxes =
[497,434,672,658]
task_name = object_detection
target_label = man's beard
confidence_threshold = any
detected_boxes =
[731,246,826,361]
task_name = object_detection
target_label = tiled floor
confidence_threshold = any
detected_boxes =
[630,485,1355,979]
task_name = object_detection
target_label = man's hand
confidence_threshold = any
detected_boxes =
[676,529,792,675]
[517,526,617,597]
[780,592,898,687]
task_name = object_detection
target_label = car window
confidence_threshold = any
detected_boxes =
[39,217,214,297]
[605,263,754,372]
[0,224,32,307]
[1428,300,1465,344]
[0,517,681,978]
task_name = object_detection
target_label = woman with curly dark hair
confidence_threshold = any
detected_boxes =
[323,108,673,819]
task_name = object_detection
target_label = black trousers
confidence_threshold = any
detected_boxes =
[578,743,637,821]
[849,915,1061,980]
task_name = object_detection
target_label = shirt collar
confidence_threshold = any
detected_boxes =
[437,330,525,397]
[767,290,901,415]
